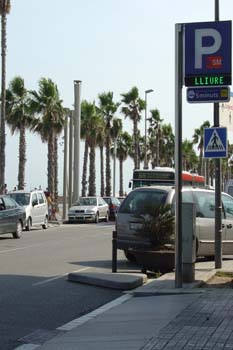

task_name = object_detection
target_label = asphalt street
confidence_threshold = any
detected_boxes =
[0,222,126,350]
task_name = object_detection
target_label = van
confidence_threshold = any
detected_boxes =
[116,186,233,261]
[8,190,49,230]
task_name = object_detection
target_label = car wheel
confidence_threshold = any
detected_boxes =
[124,250,137,263]
[105,212,109,222]
[26,218,31,231]
[13,221,22,239]
[42,216,48,229]
[95,213,99,223]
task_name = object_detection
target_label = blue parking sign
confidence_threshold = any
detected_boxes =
[204,127,227,158]
[185,21,232,87]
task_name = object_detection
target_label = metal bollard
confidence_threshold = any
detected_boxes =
[112,230,117,273]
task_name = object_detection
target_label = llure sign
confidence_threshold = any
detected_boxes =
[185,21,232,87]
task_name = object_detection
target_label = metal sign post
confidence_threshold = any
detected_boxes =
[214,0,222,269]
[175,23,183,288]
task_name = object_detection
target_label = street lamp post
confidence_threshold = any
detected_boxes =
[144,89,154,169]
[73,80,82,204]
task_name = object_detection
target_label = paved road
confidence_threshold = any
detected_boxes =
[0,222,127,350]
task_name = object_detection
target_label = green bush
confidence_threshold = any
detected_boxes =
[134,204,175,249]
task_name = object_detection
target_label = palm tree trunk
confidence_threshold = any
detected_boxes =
[198,147,204,175]
[105,134,111,196]
[156,137,159,167]
[0,10,7,193]
[88,145,96,196]
[18,123,26,190]
[133,119,138,169]
[48,133,55,198]
[100,144,104,197]
[81,140,88,197]
[54,136,58,210]
[119,158,124,196]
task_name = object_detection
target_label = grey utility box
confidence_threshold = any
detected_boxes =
[182,202,196,283]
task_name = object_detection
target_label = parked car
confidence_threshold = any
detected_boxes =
[8,190,49,230]
[68,196,109,223]
[0,195,26,238]
[103,196,121,220]
[116,186,233,261]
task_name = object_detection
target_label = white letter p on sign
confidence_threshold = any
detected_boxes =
[195,28,222,69]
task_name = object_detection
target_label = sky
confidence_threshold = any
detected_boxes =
[4,0,233,195]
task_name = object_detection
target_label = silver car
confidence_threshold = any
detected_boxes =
[116,186,233,260]
[8,190,49,230]
[68,196,109,223]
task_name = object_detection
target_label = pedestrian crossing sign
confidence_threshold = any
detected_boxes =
[204,127,227,158]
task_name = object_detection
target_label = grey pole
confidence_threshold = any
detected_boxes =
[68,111,73,208]
[62,113,68,220]
[175,23,183,288]
[144,89,154,169]
[214,0,222,269]
[73,80,82,204]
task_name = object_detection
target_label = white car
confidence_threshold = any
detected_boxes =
[68,196,109,223]
[8,190,49,230]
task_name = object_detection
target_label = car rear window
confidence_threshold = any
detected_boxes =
[119,189,168,214]
[9,193,30,206]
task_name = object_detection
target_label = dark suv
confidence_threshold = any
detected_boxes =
[103,196,121,220]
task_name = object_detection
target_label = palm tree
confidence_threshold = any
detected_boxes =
[110,118,122,196]
[5,76,33,189]
[0,0,10,193]
[87,104,104,196]
[96,124,105,197]
[138,132,146,166]
[160,123,174,167]
[81,100,91,197]
[182,139,198,171]
[29,78,65,204]
[116,131,132,196]
[98,92,119,196]
[192,120,210,175]
[121,87,145,170]
[147,108,163,167]
[81,100,104,196]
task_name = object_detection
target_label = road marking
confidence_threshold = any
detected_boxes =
[0,244,44,254]
[32,267,91,286]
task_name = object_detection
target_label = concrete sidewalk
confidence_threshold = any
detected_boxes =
[15,259,233,350]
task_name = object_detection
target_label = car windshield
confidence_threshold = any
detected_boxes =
[119,190,167,214]
[75,198,97,206]
[9,193,30,206]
